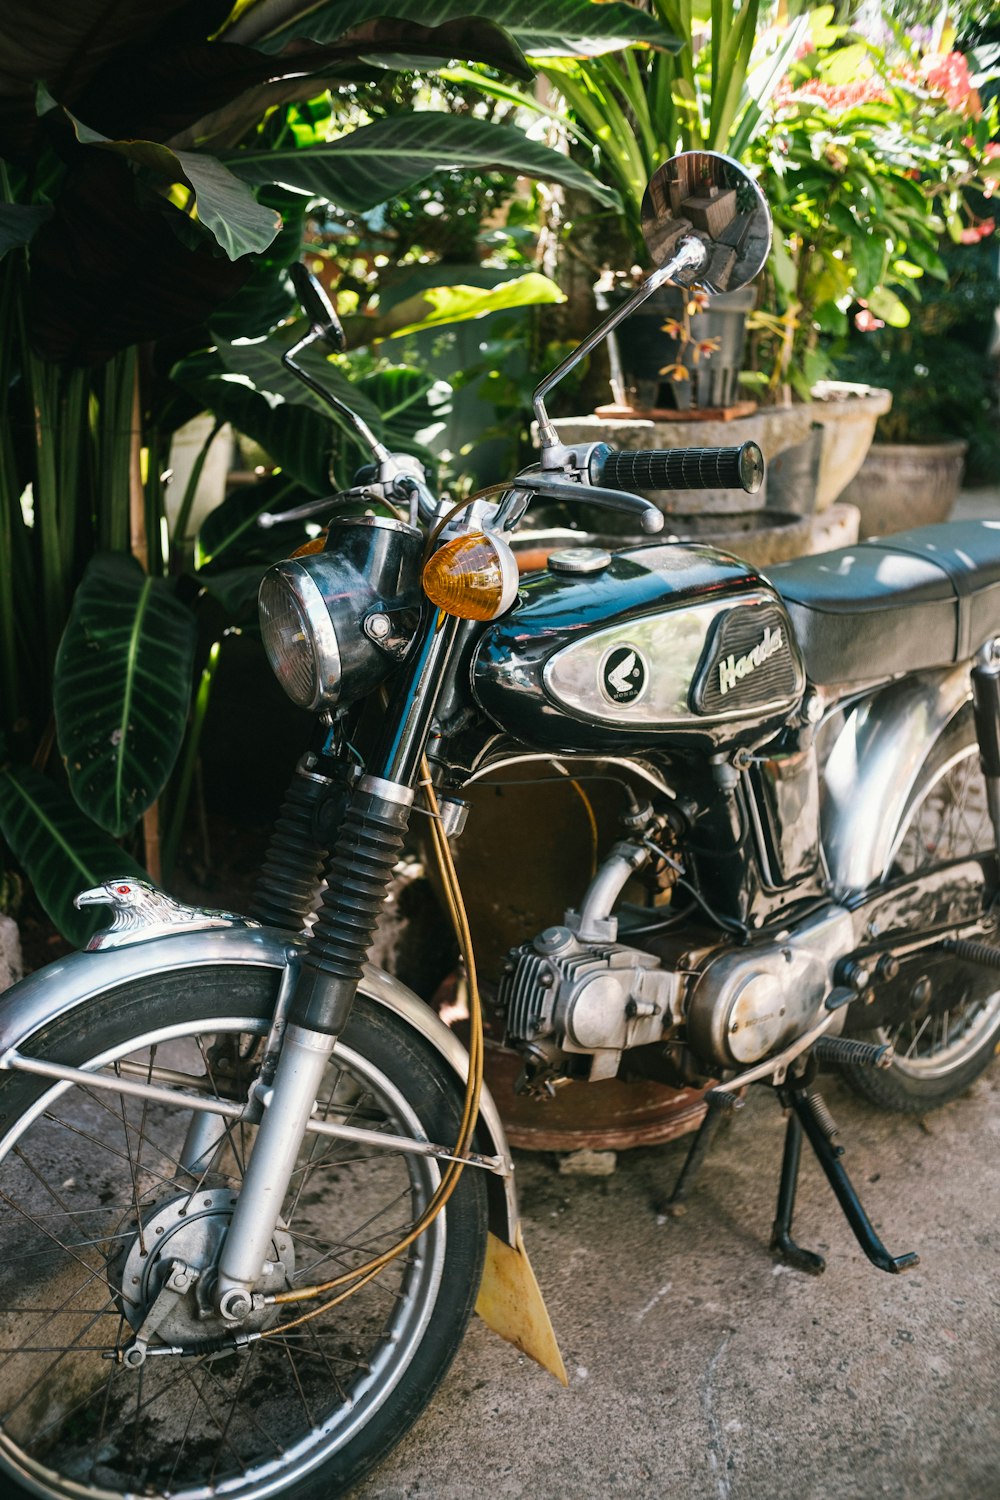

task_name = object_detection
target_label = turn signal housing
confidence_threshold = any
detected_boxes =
[422,532,519,621]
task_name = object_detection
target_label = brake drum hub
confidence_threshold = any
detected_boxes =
[115,1185,295,1341]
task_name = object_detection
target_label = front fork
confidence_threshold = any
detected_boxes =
[215,607,461,1317]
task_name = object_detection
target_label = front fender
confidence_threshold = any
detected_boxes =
[0,924,518,1241]
[822,663,971,896]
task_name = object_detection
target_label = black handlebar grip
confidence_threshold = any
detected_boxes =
[595,442,764,495]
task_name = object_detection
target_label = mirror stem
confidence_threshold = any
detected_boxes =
[282,330,391,465]
[533,236,708,460]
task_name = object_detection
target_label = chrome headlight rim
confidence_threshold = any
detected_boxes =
[259,562,342,712]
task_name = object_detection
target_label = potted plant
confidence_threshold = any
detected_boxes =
[834,236,1000,535]
[736,5,1000,515]
[545,0,810,414]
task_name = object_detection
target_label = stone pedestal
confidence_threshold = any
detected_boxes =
[0,914,23,992]
[554,383,890,515]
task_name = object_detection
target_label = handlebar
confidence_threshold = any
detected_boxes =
[592,442,764,496]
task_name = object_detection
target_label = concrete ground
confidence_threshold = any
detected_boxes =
[353,484,1000,1500]
[352,1070,1000,1500]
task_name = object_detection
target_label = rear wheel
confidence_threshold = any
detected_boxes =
[0,966,487,1499]
[842,707,1000,1112]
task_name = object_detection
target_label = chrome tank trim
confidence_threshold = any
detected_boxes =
[541,589,803,728]
[821,664,971,896]
[0,925,518,1240]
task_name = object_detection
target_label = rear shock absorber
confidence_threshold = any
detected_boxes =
[971,643,1000,855]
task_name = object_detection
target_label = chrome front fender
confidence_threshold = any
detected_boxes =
[821,663,972,896]
[0,925,519,1243]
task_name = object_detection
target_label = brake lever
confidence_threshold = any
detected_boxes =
[511,473,664,535]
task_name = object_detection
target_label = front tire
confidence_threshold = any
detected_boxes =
[0,965,487,1500]
[842,706,1000,1112]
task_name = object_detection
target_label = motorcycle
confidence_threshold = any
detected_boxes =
[1,151,998,1500]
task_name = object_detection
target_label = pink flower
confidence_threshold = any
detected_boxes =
[959,218,995,243]
[854,307,885,332]
[922,51,980,115]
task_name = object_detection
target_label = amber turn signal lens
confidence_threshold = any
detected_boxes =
[422,531,519,621]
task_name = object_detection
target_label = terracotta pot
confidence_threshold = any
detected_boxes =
[839,439,968,539]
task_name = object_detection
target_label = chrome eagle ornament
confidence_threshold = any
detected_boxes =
[75,878,261,951]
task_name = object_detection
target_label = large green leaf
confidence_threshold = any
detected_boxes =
[0,764,147,947]
[229,0,682,59]
[195,477,316,569]
[356,365,451,443]
[361,271,565,340]
[173,355,339,493]
[53,554,198,837]
[215,328,385,432]
[225,112,620,213]
[50,97,282,261]
[0,202,52,259]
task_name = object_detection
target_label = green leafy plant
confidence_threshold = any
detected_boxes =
[457,1,806,264]
[0,0,678,945]
[744,6,1000,398]
[835,238,1000,480]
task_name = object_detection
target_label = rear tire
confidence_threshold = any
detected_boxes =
[841,706,1000,1112]
[0,965,487,1500]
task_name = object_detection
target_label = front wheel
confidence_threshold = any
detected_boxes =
[0,965,488,1500]
[841,706,1000,1112]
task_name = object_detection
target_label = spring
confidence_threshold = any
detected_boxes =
[806,1089,840,1141]
[941,937,1000,971]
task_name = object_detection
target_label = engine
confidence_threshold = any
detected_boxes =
[500,925,684,1081]
[498,838,856,1085]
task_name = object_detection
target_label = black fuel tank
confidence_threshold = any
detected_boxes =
[472,541,805,753]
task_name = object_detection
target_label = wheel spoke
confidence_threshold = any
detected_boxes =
[0,987,474,1500]
[875,732,1000,1084]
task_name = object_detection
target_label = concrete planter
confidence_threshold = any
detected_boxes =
[553,382,891,517]
[838,439,969,539]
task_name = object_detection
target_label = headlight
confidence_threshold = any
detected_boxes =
[259,565,339,710]
[259,516,422,711]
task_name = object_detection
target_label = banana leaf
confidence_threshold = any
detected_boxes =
[228,0,682,60]
[53,554,198,837]
[0,763,147,947]
[226,112,620,213]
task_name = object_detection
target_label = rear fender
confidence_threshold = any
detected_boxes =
[821,664,971,896]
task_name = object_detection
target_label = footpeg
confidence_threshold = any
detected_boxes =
[813,1036,893,1069]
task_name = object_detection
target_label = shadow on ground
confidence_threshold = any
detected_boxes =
[352,1069,1000,1500]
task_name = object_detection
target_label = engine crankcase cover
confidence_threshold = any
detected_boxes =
[473,542,804,753]
[686,905,855,1066]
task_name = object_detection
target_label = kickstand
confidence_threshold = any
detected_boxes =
[772,1086,919,1276]
[663,1093,735,1217]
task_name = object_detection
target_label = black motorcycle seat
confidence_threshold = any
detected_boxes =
[767,521,1000,684]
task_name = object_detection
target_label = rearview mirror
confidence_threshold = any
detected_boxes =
[641,150,771,295]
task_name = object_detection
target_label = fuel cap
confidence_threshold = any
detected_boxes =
[547,547,612,574]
